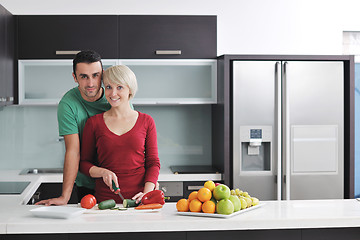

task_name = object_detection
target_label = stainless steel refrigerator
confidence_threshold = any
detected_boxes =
[232,60,344,200]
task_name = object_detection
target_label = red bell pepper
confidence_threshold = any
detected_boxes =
[142,190,169,205]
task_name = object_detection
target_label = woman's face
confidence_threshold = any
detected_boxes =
[104,80,131,107]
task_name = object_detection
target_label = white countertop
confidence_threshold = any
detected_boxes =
[2,200,360,234]
[0,169,222,206]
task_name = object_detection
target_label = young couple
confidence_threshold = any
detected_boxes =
[36,50,160,205]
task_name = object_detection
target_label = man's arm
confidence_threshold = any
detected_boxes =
[36,134,80,205]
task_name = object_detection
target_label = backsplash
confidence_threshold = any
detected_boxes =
[0,105,212,170]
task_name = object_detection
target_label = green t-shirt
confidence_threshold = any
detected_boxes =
[57,87,111,189]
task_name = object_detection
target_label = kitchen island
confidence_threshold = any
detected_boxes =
[1,200,360,239]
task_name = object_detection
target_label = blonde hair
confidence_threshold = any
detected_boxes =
[103,65,138,99]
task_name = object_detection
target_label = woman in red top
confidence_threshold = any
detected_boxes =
[79,65,160,203]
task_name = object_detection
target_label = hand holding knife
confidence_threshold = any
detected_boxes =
[112,180,125,201]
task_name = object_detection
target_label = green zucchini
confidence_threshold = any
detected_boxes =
[123,199,140,208]
[98,199,116,210]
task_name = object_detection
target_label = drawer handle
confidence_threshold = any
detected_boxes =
[155,50,182,55]
[55,50,81,55]
[187,186,203,191]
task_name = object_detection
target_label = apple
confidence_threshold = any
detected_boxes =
[215,183,221,186]
[213,184,231,200]
[229,195,241,212]
[216,199,234,215]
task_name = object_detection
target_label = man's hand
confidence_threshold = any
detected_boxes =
[35,195,69,206]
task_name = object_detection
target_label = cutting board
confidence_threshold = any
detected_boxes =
[85,205,162,214]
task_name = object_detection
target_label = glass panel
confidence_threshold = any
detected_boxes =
[122,60,216,104]
[0,105,212,171]
[135,105,212,169]
[24,64,75,99]
[129,65,212,99]
[19,60,116,104]
[0,105,64,170]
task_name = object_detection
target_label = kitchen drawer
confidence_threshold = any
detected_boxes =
[119,15,217,59]
[17,15,118,59]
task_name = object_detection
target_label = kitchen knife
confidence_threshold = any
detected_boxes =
[112,180,125,201]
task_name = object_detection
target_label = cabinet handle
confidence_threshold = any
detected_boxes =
[187,186,203,191]
[55,50,81,55]
[155,50,182,55]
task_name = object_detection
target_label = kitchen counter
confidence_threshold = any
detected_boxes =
[1,200,360,236]
[0,169,222,206]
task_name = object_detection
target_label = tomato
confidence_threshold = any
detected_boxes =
[80,194,97,209]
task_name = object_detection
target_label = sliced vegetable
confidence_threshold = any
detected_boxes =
[98,199,116,210]
[135,203,163,210]
[80,194,97,209]
[123,199,140,208]
[141,190,169,205]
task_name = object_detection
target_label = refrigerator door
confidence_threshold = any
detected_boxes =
[232,61,280,200]
[283,61,344,200]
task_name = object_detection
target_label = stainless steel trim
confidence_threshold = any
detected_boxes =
[155,50,182,55]
[275,62,282,201]
[187,185,203,191]
[55,51,81,55]
[283,61,291,200]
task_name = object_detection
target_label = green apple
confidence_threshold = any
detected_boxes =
[213,184,231,200]
[229,195,241,212]
[216,199,234,215]
[239,197,247,209]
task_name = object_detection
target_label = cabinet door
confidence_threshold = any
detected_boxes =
[18,60,118,105]
[119,15,217,59]
[121,59,217,104]
[17,15,118,59]
[0,5,5,106]
[4,7,14,105]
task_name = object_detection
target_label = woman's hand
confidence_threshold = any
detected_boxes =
[89,166,119,193]
[132,192,145,204]
[132,181,157,203]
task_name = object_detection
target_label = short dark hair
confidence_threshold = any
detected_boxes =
[73,50,103,77]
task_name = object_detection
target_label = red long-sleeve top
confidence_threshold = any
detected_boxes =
[79,111,160,203]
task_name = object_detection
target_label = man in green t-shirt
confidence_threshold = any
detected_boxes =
[37,50,111,205]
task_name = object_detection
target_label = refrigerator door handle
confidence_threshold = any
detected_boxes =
[283,61,291,200]
[275,62,282,200]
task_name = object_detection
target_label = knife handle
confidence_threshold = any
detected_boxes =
[112,180,119,191]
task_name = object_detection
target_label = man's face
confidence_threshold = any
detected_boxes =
[73,62,103,102]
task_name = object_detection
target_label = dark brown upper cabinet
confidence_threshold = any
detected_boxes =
[0,4,14,106]
[17,15,118,59]
[118,15,217,59]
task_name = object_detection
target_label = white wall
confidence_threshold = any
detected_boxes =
[1,0,360,55]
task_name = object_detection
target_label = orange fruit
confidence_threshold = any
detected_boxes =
[197,187,212,202]
[204,180,216,192]
[202,200,216,213]
[189,199,202,212]
[176,199,189,212]
[188,191,198,202]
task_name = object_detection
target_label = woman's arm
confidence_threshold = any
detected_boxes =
[144,116,161,184]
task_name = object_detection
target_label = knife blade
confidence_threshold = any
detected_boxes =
[112,180,125,201]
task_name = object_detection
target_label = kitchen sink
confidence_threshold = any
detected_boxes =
[19,168,63,175]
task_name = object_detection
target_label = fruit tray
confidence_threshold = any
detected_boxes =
[176,203,264,219]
